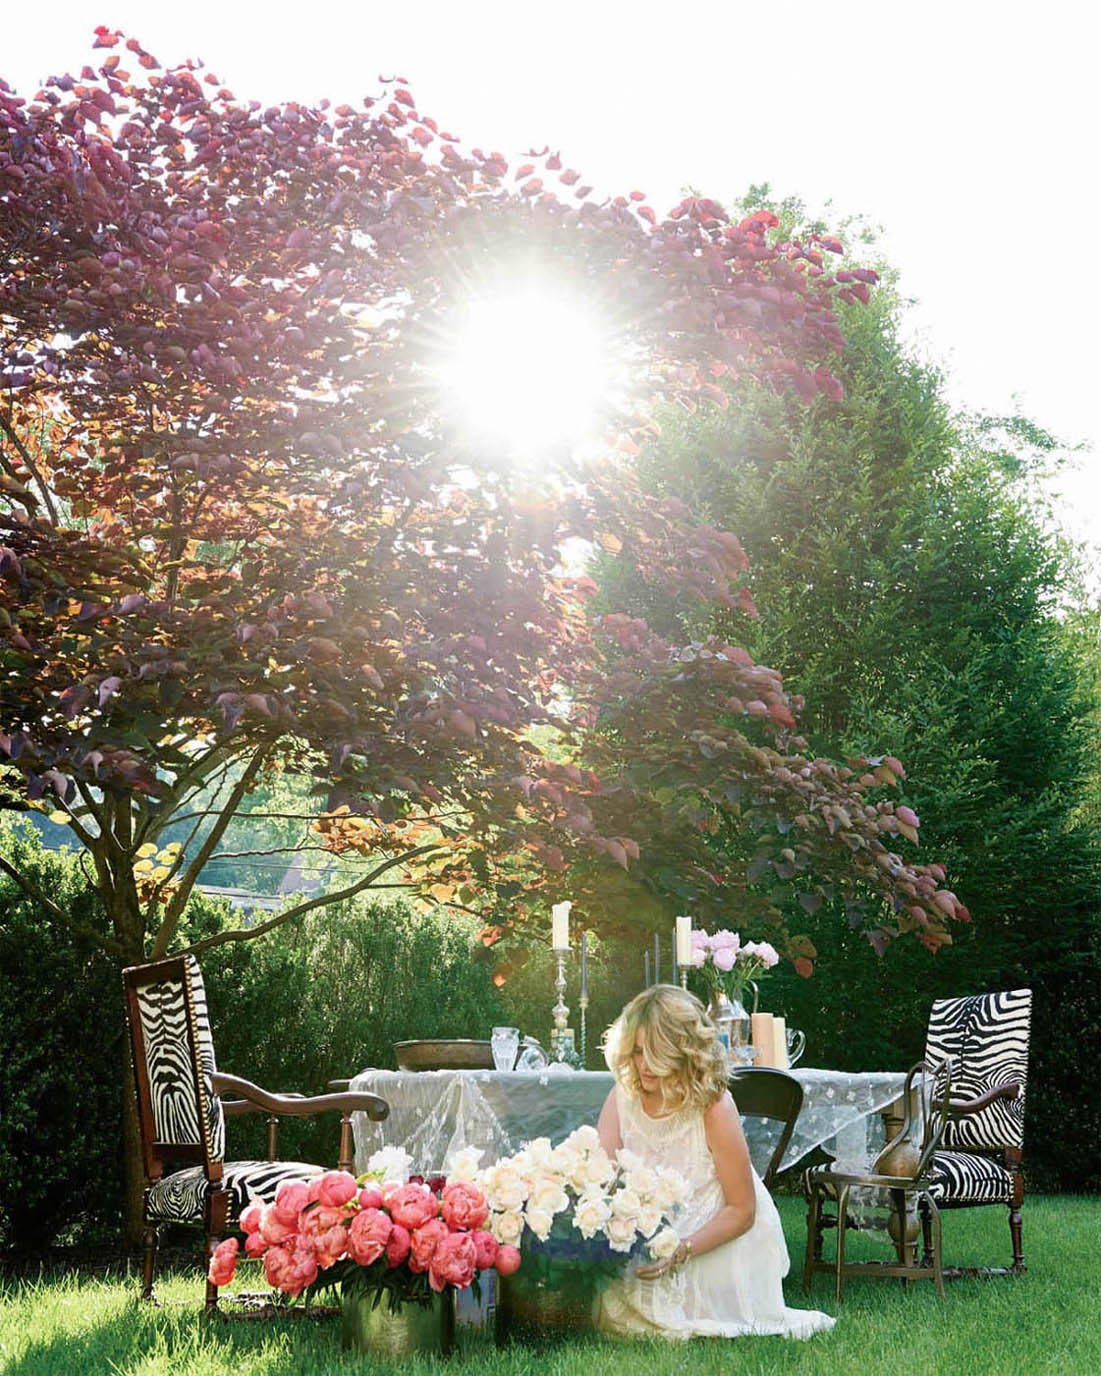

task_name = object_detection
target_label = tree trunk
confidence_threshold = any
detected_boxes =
[121,1030,147,1248]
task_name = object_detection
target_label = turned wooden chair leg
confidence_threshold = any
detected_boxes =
[203,1186,230,1316]
[140,1223,159,1303]
[920,1196,935,1268]
[803,1188,821,1293]
[1009,1202,1025,1273]
[835,1185,851,1306]
[926,1195,945,1300]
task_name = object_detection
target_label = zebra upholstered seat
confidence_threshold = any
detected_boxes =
[923,988,1032,1276]
[123,955,389,1313]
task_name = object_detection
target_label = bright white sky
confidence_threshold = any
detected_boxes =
[5,0,1099,583]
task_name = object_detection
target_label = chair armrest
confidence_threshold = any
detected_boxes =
[211,1071,389,1123]
[947,1083,1021,1116]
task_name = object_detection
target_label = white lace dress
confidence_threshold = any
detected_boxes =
[597,1086,835,1341]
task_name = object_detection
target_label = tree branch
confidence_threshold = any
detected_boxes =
[180,844,441,956]
[151,744,272,957]
[0,411,60,525]
[0,851,124,957]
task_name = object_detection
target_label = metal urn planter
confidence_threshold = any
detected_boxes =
[342,1287,457,1357]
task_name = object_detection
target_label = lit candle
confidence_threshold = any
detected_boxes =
[644,950,651,986]
[551,900,571,951]
[654,931,661,984]
[580,931,588,997]
[675,915,693,968]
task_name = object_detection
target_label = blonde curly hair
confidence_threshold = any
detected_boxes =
[603,984,728,1114]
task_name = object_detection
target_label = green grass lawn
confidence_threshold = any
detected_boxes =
[2,1197,1097,1376]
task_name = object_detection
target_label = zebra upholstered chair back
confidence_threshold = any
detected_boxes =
[124,955,226,1175]
[924,989,1031,1153]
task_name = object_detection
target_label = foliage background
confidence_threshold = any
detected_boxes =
[589,207,1101,1191]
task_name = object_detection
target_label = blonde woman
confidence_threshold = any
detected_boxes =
[596,984,834,1340]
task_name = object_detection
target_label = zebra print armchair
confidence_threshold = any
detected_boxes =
[123,955,389,1313]
[923,987,1032,1276]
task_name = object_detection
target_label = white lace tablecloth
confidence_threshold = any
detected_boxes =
[349,1066,908,1179]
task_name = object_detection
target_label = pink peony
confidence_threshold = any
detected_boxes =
[471,1230,498,1270]
[308,1223,349,1270]
[710,928,740,951]
[265,1240,319,1296]
[258,1203,296,1247]
[387,1183,439,1231]
[272,1179,311,1228]
[263,1244,296,1291]
[408,1218,449,1272]
[287,1241,319,1295]
[712,945,737,972]
[347,1207,393,1266]
[428,1231,476,1293]
[316,1170,358,1209]
[495,1244,522,1276]
[385,1222,412,1268]
[742,939,780,968]
[239,1201,263,1235]
[440,1181,489,1232]
[298,1203,347,1240]
[357,1184,383,1211]
[244,1229,266,1259]
[207,1236,238,1287]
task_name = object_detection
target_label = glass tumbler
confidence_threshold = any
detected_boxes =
[491,1025,520,1072]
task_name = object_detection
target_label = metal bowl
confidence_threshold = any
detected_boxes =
[393,1039,495,1072]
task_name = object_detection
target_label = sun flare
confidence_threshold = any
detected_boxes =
[440,285,615,459]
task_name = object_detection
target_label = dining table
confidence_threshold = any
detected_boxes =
[348,1065,911,1181]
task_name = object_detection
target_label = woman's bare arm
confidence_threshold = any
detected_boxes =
[635,1092,755,1277]
[597,1087,622,1157]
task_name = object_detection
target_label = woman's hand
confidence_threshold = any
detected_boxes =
[635,1239,691,1279]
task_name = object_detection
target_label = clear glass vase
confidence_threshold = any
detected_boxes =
[708,989,754,1066]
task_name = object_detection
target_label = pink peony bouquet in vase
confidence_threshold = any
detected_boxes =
[689,927,780,1006]
[208,1147,520,1313]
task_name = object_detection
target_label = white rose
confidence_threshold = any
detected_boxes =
[648,1227,680,1261]
[567,1124,600,1153]
[527,1138,554,1170]
[653,1168,689,1210]
[493,1209,525,1246]
[487,1164,529,1212]
[573,1193,612,1240]
[445,1147,483,1183]
[525,1205,554,1241]
[637,1204,663,1238]
[611,1188,642,1221]
[624,1165,658,1198]
[616,1147,643,1173]
[573,1148,615,1189]
[528,1173,569,1216]
[366,1145,411,1186]
[607,1214,637,1253]
[550,1143,582,1178]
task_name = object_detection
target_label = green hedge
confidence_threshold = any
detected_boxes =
[0,822,506,1251]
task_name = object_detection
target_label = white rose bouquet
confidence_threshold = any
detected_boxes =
[477,1126,687,1296]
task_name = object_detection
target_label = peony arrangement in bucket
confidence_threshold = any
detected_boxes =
[208,1148,520,1311]
[689,927,780,1004]
[475,1125,688,1295]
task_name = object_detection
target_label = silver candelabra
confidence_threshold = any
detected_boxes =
[551,948,570,1060]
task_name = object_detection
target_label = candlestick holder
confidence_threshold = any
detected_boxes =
[679,968,688,991]
[551,948,571,1060]
[578,992,589,1067]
